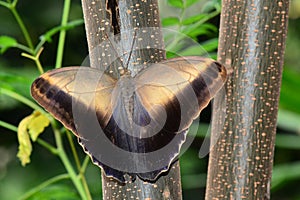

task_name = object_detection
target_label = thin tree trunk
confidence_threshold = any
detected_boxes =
[206,0,289,199]
[81,0,182,199]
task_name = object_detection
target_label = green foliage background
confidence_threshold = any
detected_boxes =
[0,0,300,199]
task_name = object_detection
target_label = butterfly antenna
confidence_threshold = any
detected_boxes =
[104,32,125,78]
[125,30,137,70]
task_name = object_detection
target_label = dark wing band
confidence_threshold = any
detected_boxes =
[31,67,116,136]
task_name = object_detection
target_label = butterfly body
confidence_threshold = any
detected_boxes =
[31,56,227,182]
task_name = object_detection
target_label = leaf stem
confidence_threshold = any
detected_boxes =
[0,119,57,153]
[36,138,58,155]
[0,120,18,132]
[78,156,92,198]
[51,121,88,200]
[166,9,220,52]
[22,47,44,74]
[79,155,93,200]
[81,155,90,174]
[9,1,34,50]
[34,19,84,55]
[18,173,70,200]
[0,88,48,116]
[81,172,93,200]
[66,130,81,170]
[55,0,71,68]
[66,130,92,200]
[0,1,10,8]
[15,43,33,54]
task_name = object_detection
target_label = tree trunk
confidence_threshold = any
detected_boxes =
[206,0,289,199]
[81,0,182,199]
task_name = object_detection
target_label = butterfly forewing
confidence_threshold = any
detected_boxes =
[135,56,227,133]
[31,67,116,136]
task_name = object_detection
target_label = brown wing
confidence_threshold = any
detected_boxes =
[31,67,116,136]
[103,56,226,182]
[135,56,227,134]
[30,56,227,183]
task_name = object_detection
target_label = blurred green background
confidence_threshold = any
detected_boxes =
[1,0,300,199]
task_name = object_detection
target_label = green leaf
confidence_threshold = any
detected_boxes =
[28,111,50,141]
[17,114,33,166]
[0,36,18,54]
[183,23,218,38]
[162,17,180,26]
[28,184,80,200]
[186,0,199,7]
[182,14,206,25]
[272,161,300,189]
[166,51,177,59]
[276,134,300,149]
[172,38,218,57]
[277,109,300,134]
[0,72,31,90]
[177,45,208,57]
[0,67,37,110]
[279,68,300,114]
[200,38,219,52]
[165,40,185,55]
[201,1,220,13]
[167,0,184,8]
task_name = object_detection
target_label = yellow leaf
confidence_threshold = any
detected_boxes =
[16,111,49,166]
[17,115,33,166]
[28,111,50,141]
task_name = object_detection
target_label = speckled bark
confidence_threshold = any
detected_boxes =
[206,0,289,199]
[81,0,182,199]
